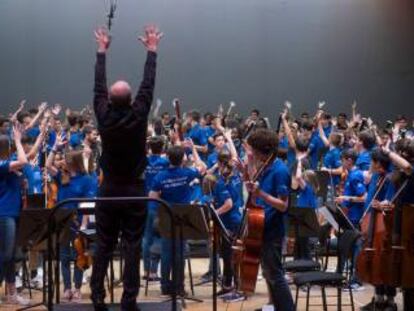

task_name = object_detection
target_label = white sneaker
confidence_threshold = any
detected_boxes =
[262,305,274,311]
[15,275,23,289]
[62,289,72,302]
[6,294,30,306]
[30,275,43,289]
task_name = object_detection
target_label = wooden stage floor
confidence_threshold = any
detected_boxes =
[0,258,404,311]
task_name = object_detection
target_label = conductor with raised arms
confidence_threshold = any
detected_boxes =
[91,26,163,311]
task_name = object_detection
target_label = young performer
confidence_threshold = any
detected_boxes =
[46,136,96,302]
[245,128,294,311]
[360,149,397,311]
[0,124,29,306]
[142,136,169,281]
[335,149,367,290]
[291,156,319,260]
[149,143,206,296]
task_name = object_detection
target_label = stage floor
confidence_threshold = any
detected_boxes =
[0,258,404,311]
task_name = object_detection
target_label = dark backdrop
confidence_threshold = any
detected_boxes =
[1,0,414,124]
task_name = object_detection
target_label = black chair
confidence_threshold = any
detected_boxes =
[292,229,360,311]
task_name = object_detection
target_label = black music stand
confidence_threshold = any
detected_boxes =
[158,203,209,308]
[17,208,75,311]
[288,206,320,260]
[201,203,232,311]
[26,193,46,209]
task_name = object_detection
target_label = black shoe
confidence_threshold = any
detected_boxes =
[93,302,109,311]
[360,298,385,311]
[121,304,141,311]
[383,300,397,311]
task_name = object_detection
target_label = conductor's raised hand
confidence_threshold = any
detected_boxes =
[139,25,163,52]
[94,28,111,53]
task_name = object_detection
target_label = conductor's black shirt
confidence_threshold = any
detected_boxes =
[93,51,157,182]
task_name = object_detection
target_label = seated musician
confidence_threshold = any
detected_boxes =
[335,149,367,291]
[149,142,206,297]
[245,128,294,311]
[360,149,397,311]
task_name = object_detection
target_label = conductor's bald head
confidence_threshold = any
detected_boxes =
[109,80,132,106]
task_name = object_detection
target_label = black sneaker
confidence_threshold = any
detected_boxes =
[93,302,109,311]
[383,300,397,311]
[222,291,246,303]
[216,287,233,297]
[200,272,213,283]
[360,298,385,311]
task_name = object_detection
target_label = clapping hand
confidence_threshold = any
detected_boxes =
[139,25,163,52]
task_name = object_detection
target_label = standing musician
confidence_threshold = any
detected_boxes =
[335,149,367,291]
[359,149,397,311]
[245,128,294,311]
[383,141,414,311]
[90,26,163,311]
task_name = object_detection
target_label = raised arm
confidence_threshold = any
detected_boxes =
[93,28,111,121]
[281,110,296,150]
[132,25,163,117]
[9,123,28,171]
[26,102,47,130]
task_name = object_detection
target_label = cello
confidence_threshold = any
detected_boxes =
[232,151,278,294]
[232,115,282,295]
[356,174,390,285]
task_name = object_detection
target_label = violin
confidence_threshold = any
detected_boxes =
[172,98,184,142]
[74,233,93,271]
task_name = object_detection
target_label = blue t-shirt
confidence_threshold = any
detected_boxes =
[56,173,96,209]
[365,173,395,213]
[151,167,200,204]
[323,147,342,186]
[204,126,216,153]
[0,160,22,218]
[356,150,372,171]
[187,124,208,147]
[343,168,366,224]
[145,155,170,194]
[296,184,317,209]
[308,133,321,170]
[26,126,40,139]
[68,130,83,149]
[207,151,219,169]
[256,159,291,240]
[212,176,242,232]
[23,164,43,195]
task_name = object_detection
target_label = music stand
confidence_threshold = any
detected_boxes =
[17,208,75,311]
[202,203,232,311]
[158,203,209,308]
[26,193,46,209]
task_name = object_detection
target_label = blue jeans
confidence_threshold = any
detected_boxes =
[161,238,185,292]
[142,208,160,274]
[0,217,17,284]
[60,241,83,290]
[261,237,294,311]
